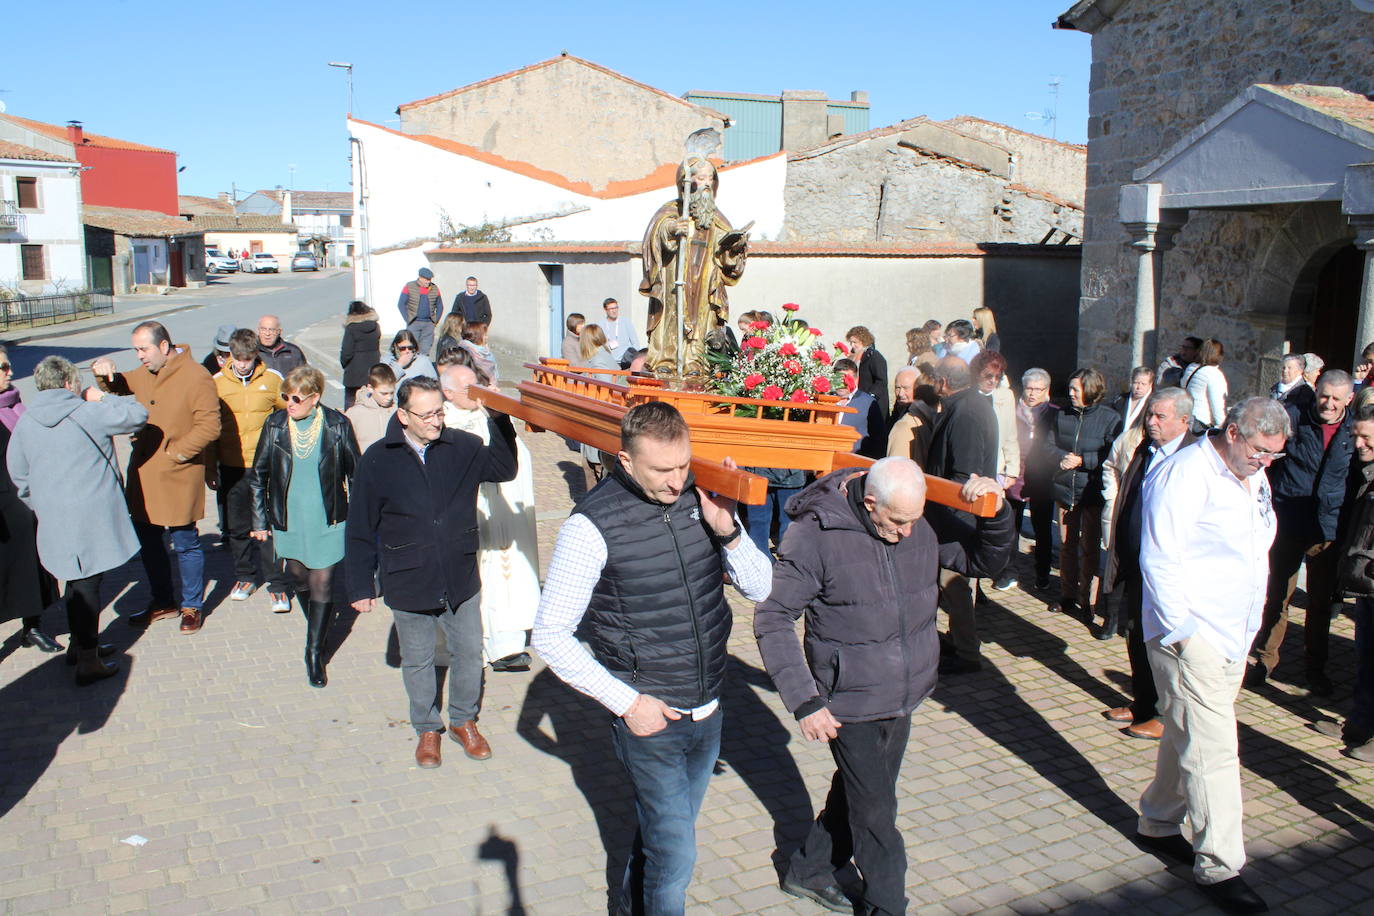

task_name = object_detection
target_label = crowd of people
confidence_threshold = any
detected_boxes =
[7,280,1374,915]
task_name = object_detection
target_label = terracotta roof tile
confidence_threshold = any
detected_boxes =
[178,195,235,215]
[1,113,174,154]
[189,213,299,232]
[351,118,782,200]
[942,115,1087,151]
[84,205,202,238]
[287,190,352,210]
[0,140,75,163]
[397,53,726,121]
[1262,84,1374,137]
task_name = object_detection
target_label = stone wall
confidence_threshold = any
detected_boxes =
[941,116,1087,208]
[782,133,1083,245]
[1071,0,1374,393]
[398,57,725,191]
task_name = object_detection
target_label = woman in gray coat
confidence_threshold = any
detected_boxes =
[8,356,148,684]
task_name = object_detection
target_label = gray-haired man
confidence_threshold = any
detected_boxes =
[1135,397,1289,914]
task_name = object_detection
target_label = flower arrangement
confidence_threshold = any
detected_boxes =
[707,303,845,419]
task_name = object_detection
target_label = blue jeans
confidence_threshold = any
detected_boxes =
[135,521,205,610]
[611,708,723,916]
[745,486,799,556]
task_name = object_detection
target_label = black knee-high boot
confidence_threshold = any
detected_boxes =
[304,599,333,688]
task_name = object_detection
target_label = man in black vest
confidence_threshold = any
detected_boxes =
[396,267,443,357]
[451,275,493,327]
[1098,388,1197,740]
[533,402,771,916]
[345,376,517,769]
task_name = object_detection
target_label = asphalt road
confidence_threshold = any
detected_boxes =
[6,269,357,408]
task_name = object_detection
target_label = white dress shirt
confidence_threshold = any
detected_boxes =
[1140,436,1276,661]
[533,511,772,717]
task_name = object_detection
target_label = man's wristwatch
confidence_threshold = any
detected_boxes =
[711,519,743,548]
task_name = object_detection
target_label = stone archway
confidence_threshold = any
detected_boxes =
[1244,202,1356,378]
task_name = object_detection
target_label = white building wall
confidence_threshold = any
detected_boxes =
[348,118,786,333]
[0,159,86,293]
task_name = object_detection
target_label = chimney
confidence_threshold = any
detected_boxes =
[280,190,292,225]
[218,192,231,205]
[781,90,829,151]
[66,120,84,144]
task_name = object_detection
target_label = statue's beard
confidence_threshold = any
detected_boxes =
[688,188,716,231]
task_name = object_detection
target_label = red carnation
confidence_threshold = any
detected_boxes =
[750,320,770,330]
[813,349,832,365]
[779,342,798,357]
[808,327,823,336]
[790,389,811,403]
[843,375,857,392]
[762,385,784,401]
[812,376,832,394]
[783,359,803,375]
[744,373,765,391]
[782,302,800,312]
[746,336,767,350]
[835,341,851,355]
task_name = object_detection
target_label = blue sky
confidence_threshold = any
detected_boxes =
[4,0,1089,200]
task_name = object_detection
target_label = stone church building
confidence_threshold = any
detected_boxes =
[1056,0,1374,396]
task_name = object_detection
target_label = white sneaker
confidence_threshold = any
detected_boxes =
[270,591,292,613]
[230,581,256,601]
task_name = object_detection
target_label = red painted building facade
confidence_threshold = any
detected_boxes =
[2,116,179,216]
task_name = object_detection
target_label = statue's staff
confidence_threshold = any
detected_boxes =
[674,129,722,380]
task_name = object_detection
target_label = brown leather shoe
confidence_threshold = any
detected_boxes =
[415,731,442,768]
[448,720,492,760]
[1126,718,1164,740]
[128,605,179,628]
[179,607,204,633]
[1105,707,1134,723]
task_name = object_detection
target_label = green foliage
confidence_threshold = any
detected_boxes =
[707,304,845,420]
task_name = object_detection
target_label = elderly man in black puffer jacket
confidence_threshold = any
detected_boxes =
[755,458,1013,915]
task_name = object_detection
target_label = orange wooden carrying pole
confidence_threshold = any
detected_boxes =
[471,388,769,505]
[829,452,1001,518]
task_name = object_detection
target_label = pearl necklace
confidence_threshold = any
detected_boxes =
[290,407,323,459]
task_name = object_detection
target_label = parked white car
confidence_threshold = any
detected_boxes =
[205,249,239,273]
[241,253,280,273]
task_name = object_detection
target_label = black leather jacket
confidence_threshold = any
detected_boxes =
[250,407,360,532]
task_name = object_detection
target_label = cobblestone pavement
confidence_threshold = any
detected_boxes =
[3,427,1374,915]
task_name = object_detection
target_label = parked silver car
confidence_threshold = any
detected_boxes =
[205,249,239,273]
[290,252,320,272]
[241,253,280,273]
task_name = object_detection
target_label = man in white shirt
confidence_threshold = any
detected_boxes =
[1135,397,1289,915]
[532,402,771,915]
[601,297,641,367]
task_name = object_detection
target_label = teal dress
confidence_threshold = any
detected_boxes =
[272,416,345,568]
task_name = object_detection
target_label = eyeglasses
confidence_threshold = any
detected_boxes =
[285,393,317,404]
[405,407,444,422]
[396,345,417,352]
[1242,436,1285,463]
[0,363,11,372]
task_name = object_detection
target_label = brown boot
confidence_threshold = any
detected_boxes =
[74,649,119,687]
[179,607,204,633]
[448,720,492,760]
[415,731,442,768]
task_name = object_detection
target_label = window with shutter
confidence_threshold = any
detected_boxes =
[20,245,45,280]
[16,177,39,210]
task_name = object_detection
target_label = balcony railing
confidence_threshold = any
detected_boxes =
[0,200,25,233]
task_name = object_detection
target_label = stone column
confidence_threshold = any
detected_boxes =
[1119,184,1171,369]
[1353,218,1374,370]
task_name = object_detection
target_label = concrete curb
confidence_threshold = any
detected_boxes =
[0,297,212,346]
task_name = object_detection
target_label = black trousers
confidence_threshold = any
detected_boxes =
[65,573,102,651]
[788,715,911,916]
[220,466,286,589]
[1122,574,1159,723]
[1029,499,1055,580]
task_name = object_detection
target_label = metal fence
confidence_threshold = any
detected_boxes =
[0,288,115,331]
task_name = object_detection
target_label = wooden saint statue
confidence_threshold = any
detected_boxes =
[640,147,751,383]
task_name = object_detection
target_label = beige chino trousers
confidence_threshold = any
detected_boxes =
[1138,634,1247,884]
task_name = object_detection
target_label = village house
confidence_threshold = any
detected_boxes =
[1055,0,1374,395]
[0,140,84,297]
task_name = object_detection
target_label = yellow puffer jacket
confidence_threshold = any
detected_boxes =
[214,362,284,467]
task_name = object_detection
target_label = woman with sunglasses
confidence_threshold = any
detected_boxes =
[250,367,361,687]
[386,329,437,386]
[0,346,63,654]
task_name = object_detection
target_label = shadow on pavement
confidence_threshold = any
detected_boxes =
[516,667,634,913]
[477,825,528,916]
[720,656,817,879]
[933,596,1140,839]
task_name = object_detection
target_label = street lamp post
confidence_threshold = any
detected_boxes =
[327,61,353,115]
